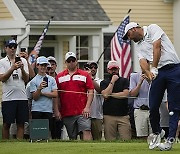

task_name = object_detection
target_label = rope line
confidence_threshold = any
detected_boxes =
[57,89,149,99]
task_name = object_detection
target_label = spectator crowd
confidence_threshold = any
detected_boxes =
[0,38,179,148]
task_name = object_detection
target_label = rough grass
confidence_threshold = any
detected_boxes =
[0,140,180,154]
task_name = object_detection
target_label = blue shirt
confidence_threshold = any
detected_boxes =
[30,74,57,113]
[129,72,150,108]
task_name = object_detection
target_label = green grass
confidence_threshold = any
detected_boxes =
[0,124,2,139]
[0,140,180,154]
[0,124,179,154]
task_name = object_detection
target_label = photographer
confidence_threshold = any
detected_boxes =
[0,39,29,139]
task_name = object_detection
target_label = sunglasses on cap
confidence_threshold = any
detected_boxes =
[66,58,76,63]
[89,65,98,69]
[8,44,17,49]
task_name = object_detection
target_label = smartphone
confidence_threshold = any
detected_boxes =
[15,56,21,63]
[43,76,48,87]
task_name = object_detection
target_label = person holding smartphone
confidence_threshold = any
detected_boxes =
[0,39,29,139]
[19,48,35,80]
[9,48,36,139]
[30,56,58,138]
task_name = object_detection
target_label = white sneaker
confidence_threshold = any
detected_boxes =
[148,129,165,150]
[158,140,173,151]
[148,134,161,150]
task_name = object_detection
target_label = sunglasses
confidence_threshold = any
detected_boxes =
[89,65,98,69]
[8,44,17,49]
[66,58,76,63]
[39,63,48,67]
[47,67,52,70]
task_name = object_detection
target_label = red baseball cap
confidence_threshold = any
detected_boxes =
[107,61,119,69]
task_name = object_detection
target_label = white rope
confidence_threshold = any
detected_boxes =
[57,89,149,99]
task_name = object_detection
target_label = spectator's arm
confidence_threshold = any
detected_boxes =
[130,74,145,97]
[101,82,114,99]
[41,89,58,98]
[93,80,101,93]
[86,89,94,108]
[21,66,29,82]
[82,89,94,118]
[32,81,44,101]
[19,51,35,79]
[0,67,14,82]
[27,61,35,79]
[101,75,119,99]
[111,89,129,99]
[32,88,42,101]
[53,96,61,120]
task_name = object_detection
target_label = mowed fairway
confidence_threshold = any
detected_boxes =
[0,141,180,154]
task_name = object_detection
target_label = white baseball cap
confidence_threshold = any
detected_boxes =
[87,61,98,66]
[123,22,139,40]
[107,60,119,69]
[65,52,76,61]
[47,56,57,64]
[36,56,49,65]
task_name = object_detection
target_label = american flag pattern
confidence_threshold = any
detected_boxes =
[111,15,132,78]
[33,19,51,54]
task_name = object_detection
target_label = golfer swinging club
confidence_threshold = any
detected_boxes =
[123,22,180,151]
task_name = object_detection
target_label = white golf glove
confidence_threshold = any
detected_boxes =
[150,67,158,79]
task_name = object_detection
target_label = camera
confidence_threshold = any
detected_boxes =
[15,56,21,63]
[43,76,48,87]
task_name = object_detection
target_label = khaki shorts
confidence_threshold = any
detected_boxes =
[134,109,152,137]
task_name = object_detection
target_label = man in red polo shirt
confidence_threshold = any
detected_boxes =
[55,52,94,140]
